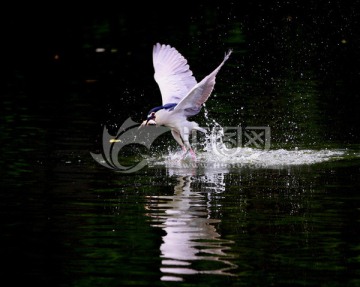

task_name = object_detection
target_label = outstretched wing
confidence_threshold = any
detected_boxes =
[153,43,197,105]
[173,49,232,117]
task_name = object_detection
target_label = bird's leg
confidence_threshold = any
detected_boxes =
[171,130,184,148]
[181,127,196,160]
[171,130,188,160]
[181,146,196,160]
[189,148,196,160]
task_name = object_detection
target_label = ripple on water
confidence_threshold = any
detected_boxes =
[153,147,347,170]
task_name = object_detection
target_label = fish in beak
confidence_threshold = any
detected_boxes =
[139,118,156,129]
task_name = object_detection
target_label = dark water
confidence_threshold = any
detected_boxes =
[2,2,360,286]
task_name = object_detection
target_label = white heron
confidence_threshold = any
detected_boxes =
[140,43,232,158]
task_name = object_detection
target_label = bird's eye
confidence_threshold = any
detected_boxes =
[148,112,156,120]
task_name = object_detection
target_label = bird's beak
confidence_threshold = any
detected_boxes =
[138,120,147,129]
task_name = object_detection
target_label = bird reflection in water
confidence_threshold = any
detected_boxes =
[145,173,237,281]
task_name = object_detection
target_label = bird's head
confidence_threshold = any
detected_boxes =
[139,103,176,128]
[139,111,157,128]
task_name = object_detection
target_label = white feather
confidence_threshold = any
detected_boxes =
[153,43,197,105]
[173,50,232,117]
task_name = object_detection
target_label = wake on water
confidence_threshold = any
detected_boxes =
[164,147,344,166]
[150,108,348,170]
[158,143,345,170]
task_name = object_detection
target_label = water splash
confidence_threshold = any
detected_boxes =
[158,146,345,171]
[198,147,345,167]
[149,106,347,170]
[202,103,226,153]
[158,147,345,171]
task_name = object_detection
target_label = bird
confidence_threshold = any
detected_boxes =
[140,43,232,158]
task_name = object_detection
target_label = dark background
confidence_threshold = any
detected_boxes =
[3,1,360,117]
[2,0,360,161]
